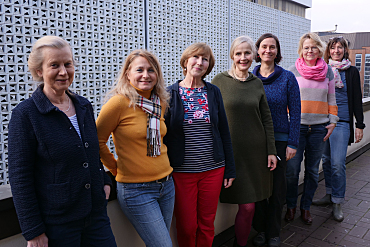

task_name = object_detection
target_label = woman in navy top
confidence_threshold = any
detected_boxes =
[252,33,301,247]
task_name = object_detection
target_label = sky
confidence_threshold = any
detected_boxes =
[306,0,370,33]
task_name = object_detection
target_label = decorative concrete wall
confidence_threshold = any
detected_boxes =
[0,0,310,185]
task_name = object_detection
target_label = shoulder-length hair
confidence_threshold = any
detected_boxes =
[297,32,326,58]
[255,33,282,64]
[105,49,169,110]
[28,36,73,82]
[229,35,257,76]
[180,42,215,79]
[324,37,350,63]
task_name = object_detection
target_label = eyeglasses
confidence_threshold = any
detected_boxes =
[303,46,319,52]
[329,36,343,40]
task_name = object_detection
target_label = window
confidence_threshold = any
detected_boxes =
[363,54,370,98]
[356,54,362,72]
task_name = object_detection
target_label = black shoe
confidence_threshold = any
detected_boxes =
[233,237,247,247]
[268,237,281,247]
[252,232,266,246]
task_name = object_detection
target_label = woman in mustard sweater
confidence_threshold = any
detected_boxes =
[96,50,174,247]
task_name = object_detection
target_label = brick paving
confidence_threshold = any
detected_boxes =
[215,149,370,247]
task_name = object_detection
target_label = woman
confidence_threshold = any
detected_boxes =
[252,33,301,247]
[96,50,174,247]
[312,37,365,221]
[285,33,339,225]
[8,36,116,247]
[164,42,235,247]
[212,35,277,247]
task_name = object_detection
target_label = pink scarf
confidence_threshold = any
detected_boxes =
[329,59,351,88]
[295,57,328,82]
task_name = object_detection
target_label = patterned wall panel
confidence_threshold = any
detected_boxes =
[0,0,145,185]
[146,0,229,84]
[0,0,310,185]
[230,0,310,70]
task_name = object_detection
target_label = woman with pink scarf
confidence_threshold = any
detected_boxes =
[285,33,339,225]
[312,37,365,222]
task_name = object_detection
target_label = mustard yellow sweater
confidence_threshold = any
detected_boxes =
[96,90,172,183]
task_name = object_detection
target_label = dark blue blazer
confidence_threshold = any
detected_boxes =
[8,85,112,241]
[164,81,236,179]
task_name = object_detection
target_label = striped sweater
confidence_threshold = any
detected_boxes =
[289,64,339,125]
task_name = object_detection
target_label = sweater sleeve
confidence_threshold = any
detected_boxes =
[327,67,339,124]
[287,72,301,149]
[96,96,123,176]
[351,67,365,129]
[259,83,277,155]
[8,107,46,241]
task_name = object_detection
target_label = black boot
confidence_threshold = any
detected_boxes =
[233,237,247,247]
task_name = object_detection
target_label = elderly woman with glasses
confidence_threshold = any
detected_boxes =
[312,37,365,221]
[285,33,339,225]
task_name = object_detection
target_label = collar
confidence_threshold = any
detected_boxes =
[32,84,87,114]
[253,64,283,85]
[172,79,211,92]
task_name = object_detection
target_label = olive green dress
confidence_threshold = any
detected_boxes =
[212,71,276,204]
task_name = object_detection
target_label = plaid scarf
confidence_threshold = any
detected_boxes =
[135,93,162,157]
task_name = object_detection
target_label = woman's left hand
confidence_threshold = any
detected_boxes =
[355,128,364,143]
[268,155,277,171]
[286,147,297,161]
[104,185,111,200]
[323,123,336,141]
[224,178,235,188]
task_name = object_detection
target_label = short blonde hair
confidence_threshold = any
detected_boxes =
[106,49,169,110]
[229,35,257,76]
[297,32,326,58]
[180,43,215,79]
[28,36,73,82]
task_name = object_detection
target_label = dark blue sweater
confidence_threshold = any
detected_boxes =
[164,81,236,179]
[253,65,301,148]
[8,85,112,241]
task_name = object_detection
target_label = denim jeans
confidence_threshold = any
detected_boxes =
[117,177,175,247]
[322,122,350,204]
[46,200,116,247]
[286,124,328,210]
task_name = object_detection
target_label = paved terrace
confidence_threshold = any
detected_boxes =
[214,149,370,247]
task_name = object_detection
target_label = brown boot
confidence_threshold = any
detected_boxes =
[285,207,296,222]
[300,209,312,225]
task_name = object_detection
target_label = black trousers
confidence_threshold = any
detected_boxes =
[253,141,287,239]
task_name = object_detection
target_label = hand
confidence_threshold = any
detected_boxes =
[323,123,336,142]
[286,147,297,161]
[104,185,111,200]
[27,233,48,247]
[223,178,235,188]
[268,155,277,171]
[355,128,364,143]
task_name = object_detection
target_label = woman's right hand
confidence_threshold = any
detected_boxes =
[27,233,48,247]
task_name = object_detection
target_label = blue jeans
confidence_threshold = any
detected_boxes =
[117,177,175,247]
[46,200,116,247]
[322,122,350,204]
[286,124,328,210]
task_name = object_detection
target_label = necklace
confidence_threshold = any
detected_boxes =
[64,96,71,112]
[233,71,248,81]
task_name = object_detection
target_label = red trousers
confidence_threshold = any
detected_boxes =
[173,167,225,247]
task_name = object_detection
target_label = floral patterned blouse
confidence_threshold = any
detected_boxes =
[174,86,225,173]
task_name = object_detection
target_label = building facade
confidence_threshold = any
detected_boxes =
[0,0,311,185]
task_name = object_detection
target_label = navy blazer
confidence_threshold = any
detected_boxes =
[8,85,112,241]
[164,81,236,179]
